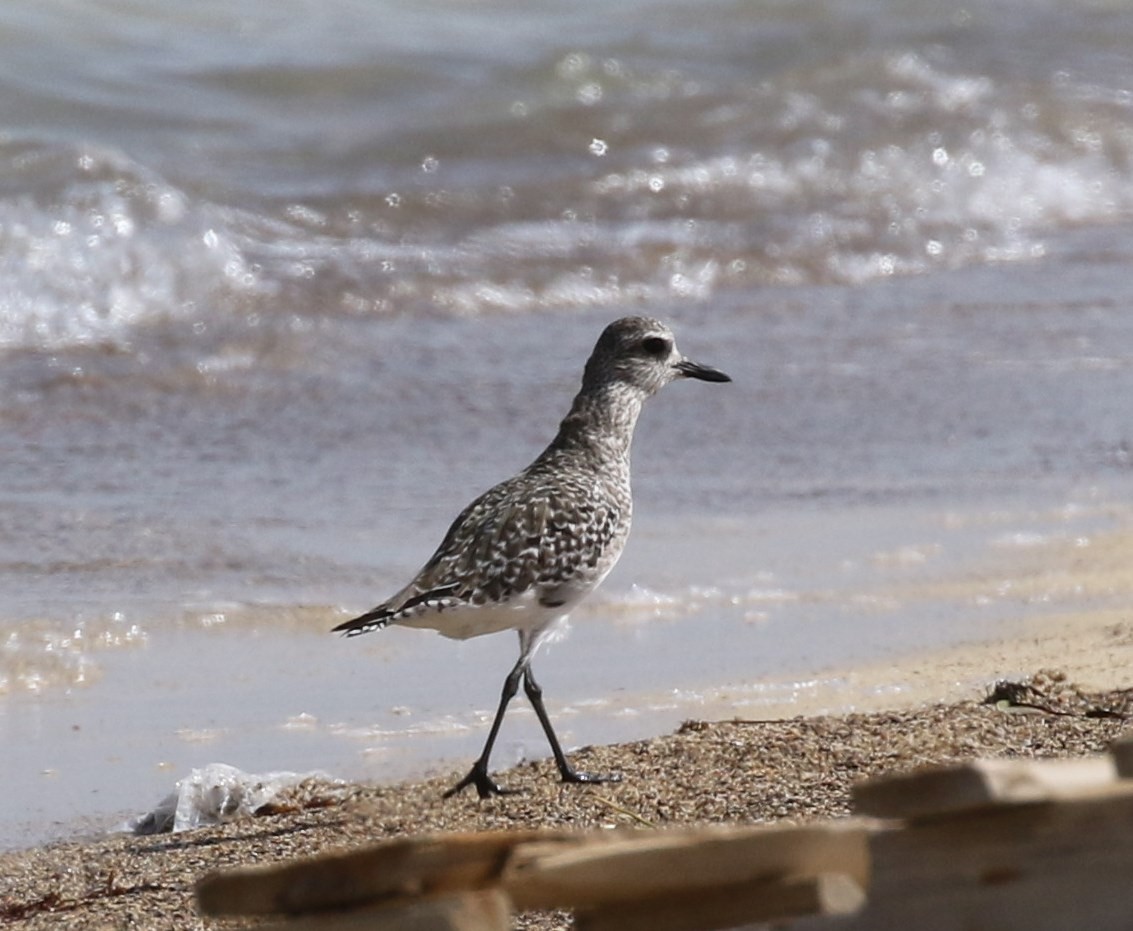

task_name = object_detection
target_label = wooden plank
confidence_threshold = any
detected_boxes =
[196,830,560,917]
[852,755,1118,820]
[502,822,871,912]
[815,782,1133,931]
[246,889,511,931]
[576,872,865,931]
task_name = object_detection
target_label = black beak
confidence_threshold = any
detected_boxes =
[674,358,731,383]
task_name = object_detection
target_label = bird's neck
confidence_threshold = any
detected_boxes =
[543,382,644,467]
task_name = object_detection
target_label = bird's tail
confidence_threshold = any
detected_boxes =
[332,583,462,637]
[331,607,393,637]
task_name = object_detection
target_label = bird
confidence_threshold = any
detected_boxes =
[332,316,731,798]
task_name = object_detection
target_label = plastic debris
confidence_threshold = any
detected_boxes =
[124,762,343,835]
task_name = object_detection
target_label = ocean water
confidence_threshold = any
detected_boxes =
[5,0,1133,847]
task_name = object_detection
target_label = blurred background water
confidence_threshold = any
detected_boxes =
[4,0,1133,847]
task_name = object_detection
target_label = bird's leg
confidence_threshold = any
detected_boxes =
[443,658,525,799]
[523,666,622,787]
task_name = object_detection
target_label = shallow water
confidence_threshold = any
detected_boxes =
[5,0,1133,848]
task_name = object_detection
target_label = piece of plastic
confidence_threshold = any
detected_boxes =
[124,762,340,835]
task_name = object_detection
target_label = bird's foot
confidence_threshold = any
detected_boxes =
[443,763,516,800]
[559,766,622,787]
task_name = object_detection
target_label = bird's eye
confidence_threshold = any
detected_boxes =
[642,336,670,356]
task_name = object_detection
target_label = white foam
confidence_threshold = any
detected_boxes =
[0,142,261,349]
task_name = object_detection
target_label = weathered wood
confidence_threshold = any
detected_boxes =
[194,753,1133,931]
[852,755,1117,820]
[195,830,558,916]
[815,782,1133,931]
[244,889,511,931]
[575,872,865,931]
[502,822,871,912]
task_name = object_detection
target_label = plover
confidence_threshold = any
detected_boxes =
[333,316,730,798]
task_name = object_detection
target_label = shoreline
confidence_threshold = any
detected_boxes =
[6,493,1130,856]
[4,515,1133,927]
[2,663,1130,930]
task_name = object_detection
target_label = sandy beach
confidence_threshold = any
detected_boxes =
[5,518,1133,928]
[3,639,1130,930]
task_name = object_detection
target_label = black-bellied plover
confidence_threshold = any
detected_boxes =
[333,316,730,798]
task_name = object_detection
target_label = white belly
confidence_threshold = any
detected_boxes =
[397,588,566,641]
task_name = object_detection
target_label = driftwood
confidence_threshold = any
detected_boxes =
[851,755,1117,819]
[502,822,870,911]
[504,822,869,930]
[573,872,864,931]
[195,830,555,917]
[196,738,1133,930]
[196,823,869,930]
[818,781,1133,930]
[222,889,512,931]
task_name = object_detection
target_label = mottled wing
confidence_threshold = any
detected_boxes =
[332,474,622,637]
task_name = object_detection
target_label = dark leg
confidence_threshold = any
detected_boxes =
[523,666,622,787]
[443,657,525,799]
